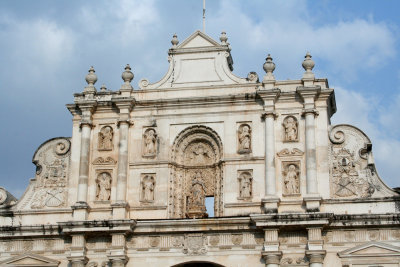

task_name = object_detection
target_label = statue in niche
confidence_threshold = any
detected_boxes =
[283,116,298,141]
[141,175,155,202]
[98,126,113,150]
[283,164,300,195]
[238,124,251,153]
[187,171,207,218]
[238,172,252,198]
[96,172,111,201]
[143,128,157,156]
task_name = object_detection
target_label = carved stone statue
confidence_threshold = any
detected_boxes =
[96,172,111,201]
[141,175,155,202]
[143,128,157,156]
[238,124,251,153]
[283,164,300,195]
[187,171,207,218]
[98,126,113,150]
[238,172,252,199]
[283,116,298,142]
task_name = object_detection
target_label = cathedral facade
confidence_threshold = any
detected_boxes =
[0,31,399,267]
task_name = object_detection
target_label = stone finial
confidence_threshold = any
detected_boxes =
[263,54,276,83]
[302,52,315,80]
[100,84,107,92]
[220,31,228,45]
[121,64,134,90]
[171,34,179,48]
[84,66,97,93]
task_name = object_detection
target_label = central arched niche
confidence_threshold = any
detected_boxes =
[170,125,223,219]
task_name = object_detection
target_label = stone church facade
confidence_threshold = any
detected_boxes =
[0,31,399,267]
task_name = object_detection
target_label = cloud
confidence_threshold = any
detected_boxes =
[207,0,396,81]
[332,87,400,188]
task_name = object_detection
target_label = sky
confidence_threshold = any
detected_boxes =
[0,0,399,198]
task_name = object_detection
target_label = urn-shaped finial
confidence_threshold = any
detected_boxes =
[220,31,228,45]
[120,64,134,91]
[171,34,179,48]
[302,52,315,73]
[263,54,275,74]
[84,66,97,93]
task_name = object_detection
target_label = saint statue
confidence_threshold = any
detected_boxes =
[144,129,157,156]
[283,117,298,141]
[240,174,252,198]
[142,176,155,201]
[284,164,299,194]
[96,172,111,201]
[99,126,113,150]
[238,125,251,152]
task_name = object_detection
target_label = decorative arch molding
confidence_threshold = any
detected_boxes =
[171,261,226,267]
[169,125,224,219]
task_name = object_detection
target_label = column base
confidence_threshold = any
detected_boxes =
[304,196,321,212]
[261,197,280,213]
[111,202,130,219]
[71,202,90,220]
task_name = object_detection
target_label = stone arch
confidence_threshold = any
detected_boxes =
[171,261,226,267]
[170,125,224,219]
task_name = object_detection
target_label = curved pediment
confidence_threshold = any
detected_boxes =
[138,31,258,90]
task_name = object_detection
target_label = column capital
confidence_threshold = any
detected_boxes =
[301,108,319,117]
[108,255,128,267]
[261,111,278,120]
[117,119,133,127]
[262,251,282,265]
[296,86,321,103]
[305,250,326,264]
[113,98,135,112]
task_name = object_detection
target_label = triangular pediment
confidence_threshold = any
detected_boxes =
[178,30,220,49]
[0,254,59,266]
[338,242,400,258]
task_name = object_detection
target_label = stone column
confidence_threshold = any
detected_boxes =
[306,227,325,267]
[74,102,96,220]
[108,234,128,267]
[258,89,280,213]
[68,235,88,267]
[297,87,321,211]
[112,64,135,219]
[262,229,282,267]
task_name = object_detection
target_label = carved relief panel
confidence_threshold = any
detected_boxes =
[282,162,301,196]
[98,126,113,151]
[140,174,155,203]
[237,123,252,154]
[142,128,157,158]
[282,115,299,142]
[29,138,71,209]
[237,170,252,200]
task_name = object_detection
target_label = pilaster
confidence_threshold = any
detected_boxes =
[67,235,88,267]
[262,229,282,267]
[306,227,326,267]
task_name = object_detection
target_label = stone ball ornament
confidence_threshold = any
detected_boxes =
[122,64,134,84]
[171,34,179,48]
[219,31,228,45]
[302,52,315,72]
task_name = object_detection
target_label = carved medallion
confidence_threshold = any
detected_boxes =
[209,235,220,246]
[149,236,160,247]
[183,234,207,255]
[231,234,243,245]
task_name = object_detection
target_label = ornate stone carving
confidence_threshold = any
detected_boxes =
[183,234,207,255]
[237,124,251,154]
[368,230,380,241]
[143,128,157,157]
[238,171,252,199]
[282,162,300,195]
[231,234,243,245]
[96,172,112,201]
[209,235,220,246]
[149,236,160,247]
[141,174,155,203]
[277,148,304,157]
[331,148,373,198]
[92,157,117,165]
[98,126,113,151]
[171,236,184,247]
[87,262,98,267]
[283,116,298,142]
[30,138,71,209]
[170,126,223,218]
